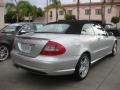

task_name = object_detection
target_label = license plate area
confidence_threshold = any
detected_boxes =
[18,43,33,53]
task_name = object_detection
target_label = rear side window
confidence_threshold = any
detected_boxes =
[36,24,70,33]
[81,24,95,35]
[91,24,107,35]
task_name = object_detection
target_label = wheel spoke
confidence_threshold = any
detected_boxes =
[0,54,4,59]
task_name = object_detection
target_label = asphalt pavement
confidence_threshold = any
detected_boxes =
[0,38,120,90]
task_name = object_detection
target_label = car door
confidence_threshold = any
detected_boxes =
[101,24,115,53]
[91,24,110,58]
[104,31,115,53]
[81,24,100,61]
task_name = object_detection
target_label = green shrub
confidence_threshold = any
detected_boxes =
[111,16,120,28]
[64,14,76,20]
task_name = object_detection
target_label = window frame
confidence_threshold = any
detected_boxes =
[59,10,64,15]
[108,8,111,14]
[85,9,91,15]
[95,9,102,15]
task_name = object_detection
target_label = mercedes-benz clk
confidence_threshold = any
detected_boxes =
[12,20,117,80]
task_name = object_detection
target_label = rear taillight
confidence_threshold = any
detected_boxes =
[40,41,66,56]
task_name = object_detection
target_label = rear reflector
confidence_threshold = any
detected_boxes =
[40,41,66,56]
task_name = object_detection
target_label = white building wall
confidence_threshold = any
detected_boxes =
[46,4,120,28]
[48,9,55,22]
[0,0,4,29]
[80,7,90,20]
[105,6,117,23]
[90,6,102,20]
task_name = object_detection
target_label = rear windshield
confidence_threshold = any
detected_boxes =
[35,24,70,33]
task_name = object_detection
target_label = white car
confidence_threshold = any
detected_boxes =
[12,20,117,80]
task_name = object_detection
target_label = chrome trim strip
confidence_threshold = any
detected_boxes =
[55,69,75,72]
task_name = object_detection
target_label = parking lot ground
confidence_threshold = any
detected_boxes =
[0,38,120,90]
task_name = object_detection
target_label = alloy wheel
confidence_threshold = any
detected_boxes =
[79,55,90,78]
[0,45,9,61]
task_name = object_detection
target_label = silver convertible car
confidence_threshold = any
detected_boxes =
[12,21,117,80]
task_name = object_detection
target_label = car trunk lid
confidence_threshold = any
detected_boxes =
[15,33,62,57]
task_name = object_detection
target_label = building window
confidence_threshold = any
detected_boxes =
[95,9,102,15]
[50,11,53,18]
[67,10,72,15]
[85,9,91,15]
[108,8,111,14]
[59,10,64,15]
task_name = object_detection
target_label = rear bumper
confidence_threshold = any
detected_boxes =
[12,50,79,75]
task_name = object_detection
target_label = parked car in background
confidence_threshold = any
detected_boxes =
[12,20,117,80]
[4,24,11,27]
[102,24,120,36]
[0,22,44,61]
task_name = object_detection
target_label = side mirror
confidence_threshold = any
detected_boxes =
[17,30,27,35]
[108,32,113,36]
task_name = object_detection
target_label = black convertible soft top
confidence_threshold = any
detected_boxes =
[47,20,95,34]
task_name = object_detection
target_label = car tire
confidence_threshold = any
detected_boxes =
[111,42,117,56]
[74,53,90,80]
[0,45,10,61]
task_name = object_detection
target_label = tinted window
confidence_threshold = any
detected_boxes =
[1,26,21,33]
[36,24,70,33]
[81,24,95,35]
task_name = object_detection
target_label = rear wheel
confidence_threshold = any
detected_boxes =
[111,43,117,56]
[74,53,90,80]
[0,45,9,61]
